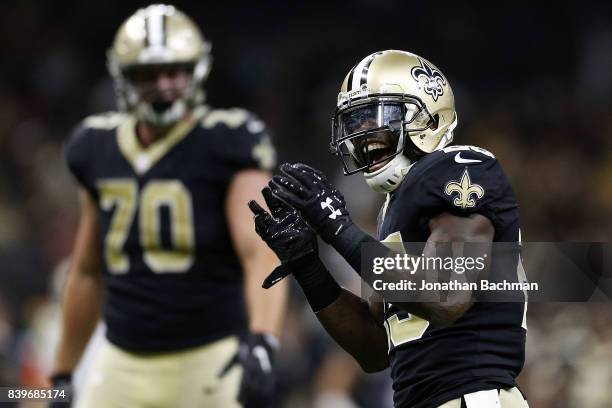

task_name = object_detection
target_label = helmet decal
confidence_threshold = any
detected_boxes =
[346,51,384,92]
[411,58,447,102]
[144,8,166,48]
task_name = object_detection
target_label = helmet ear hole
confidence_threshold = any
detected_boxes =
[429,114,440,130]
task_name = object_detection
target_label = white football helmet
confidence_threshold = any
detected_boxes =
[331,50,457,193]
[107,4,211,125]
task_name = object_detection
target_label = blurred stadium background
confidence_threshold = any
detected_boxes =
[0,1,611,407]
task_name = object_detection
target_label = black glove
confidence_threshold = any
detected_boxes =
[269,163,353,244]
[219,333,279,408]
[49,373,72,408]
[249,186,318,288]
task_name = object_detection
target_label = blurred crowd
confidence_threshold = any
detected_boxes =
[0,1,611,407]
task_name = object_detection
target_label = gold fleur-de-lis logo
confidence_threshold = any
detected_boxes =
[411,58,447,102]
[444,168,485,209]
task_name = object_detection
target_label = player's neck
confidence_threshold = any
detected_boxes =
[135,115,191,148]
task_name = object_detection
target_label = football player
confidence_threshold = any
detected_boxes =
[250,50,529,407]
[50,5,286,408]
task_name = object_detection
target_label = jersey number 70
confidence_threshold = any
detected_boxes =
[97,179,195,274]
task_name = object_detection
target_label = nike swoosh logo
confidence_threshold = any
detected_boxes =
[335,224,344,236]
[454,153,482,164]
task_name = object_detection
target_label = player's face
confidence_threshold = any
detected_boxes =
[339,103,404,173]
[351,119,399,172]
[126,64,193,110]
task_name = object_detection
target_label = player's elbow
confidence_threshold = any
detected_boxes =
[357,355,389,373]
[345,341,389,373]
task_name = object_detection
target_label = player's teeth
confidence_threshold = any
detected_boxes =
[367,143,386,152]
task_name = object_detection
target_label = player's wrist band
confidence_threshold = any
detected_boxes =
[319,216,353,244]
[289,253,341,312]
[328,222,382,276]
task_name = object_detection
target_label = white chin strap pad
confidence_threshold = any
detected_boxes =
[364,155,413,194]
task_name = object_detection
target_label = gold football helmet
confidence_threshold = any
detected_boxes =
[331,50,457,193]
[107,4,211,125]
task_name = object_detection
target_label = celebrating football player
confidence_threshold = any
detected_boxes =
[50,4,286,408]
[251,50,529,407]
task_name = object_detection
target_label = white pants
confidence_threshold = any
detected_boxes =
[438,387,529,408]
[76,336,242,408]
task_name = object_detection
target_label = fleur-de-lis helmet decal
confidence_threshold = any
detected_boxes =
[411,58,447,102]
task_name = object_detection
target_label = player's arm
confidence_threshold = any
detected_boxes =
[318,211,493,327]
[249,189,389,373]
[315,291,389,372]
[270,163,494,327]
[226,169,288,337]
[391,212,493,325]
[51,188,104,377]
[218,117,286,406]
[224,170,288,406]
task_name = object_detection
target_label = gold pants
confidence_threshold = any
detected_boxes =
[76,336,242,408]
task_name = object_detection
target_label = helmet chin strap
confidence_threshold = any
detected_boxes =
[363,154,413,194]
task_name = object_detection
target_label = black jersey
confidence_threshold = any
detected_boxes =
[377,146,526,408]
[65,106,276,351]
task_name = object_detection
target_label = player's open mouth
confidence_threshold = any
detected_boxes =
[364,140,393,172]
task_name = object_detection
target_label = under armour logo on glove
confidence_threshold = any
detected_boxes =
[321,197,342,219]
[270,163,354,244]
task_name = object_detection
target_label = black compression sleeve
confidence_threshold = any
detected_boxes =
[289,254,341,312]
[330,223,390,276]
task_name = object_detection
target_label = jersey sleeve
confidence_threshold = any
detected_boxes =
[414,147,516,229]
[204,108,277,172]
[64,123,96,195]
